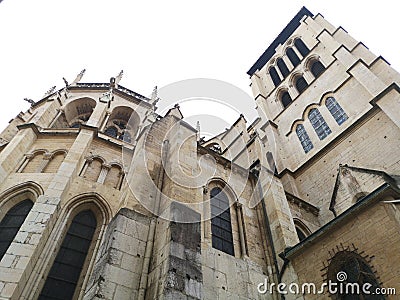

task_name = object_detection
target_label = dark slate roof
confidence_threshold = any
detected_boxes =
[247,6,313,76]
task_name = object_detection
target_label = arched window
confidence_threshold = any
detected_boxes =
[210,187,234,256]
[286,48,301,67]
[266,152,277,175]
[296,124,313,153]
[327,251,384,300]
[310,60,326,78]
[39,210,97,300]
[309,108,332,140]
[295,76,308,94]
[277,58,290,78]
[269,67,281,87]
[0,200,33,260]
[294,38,310,57]
[326,97,348,125]
[104,126,118,138]
[281,91,292,108]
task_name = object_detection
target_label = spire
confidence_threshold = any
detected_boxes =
[71,69,86,85]
[150,86,160,107]
[115,70,123,86]
[196,121,201,141]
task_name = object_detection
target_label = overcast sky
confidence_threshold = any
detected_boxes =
[0,0,398,134]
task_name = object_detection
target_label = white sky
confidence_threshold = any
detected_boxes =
[0,0,398,133]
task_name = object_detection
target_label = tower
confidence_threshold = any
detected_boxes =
[248,6,400,298]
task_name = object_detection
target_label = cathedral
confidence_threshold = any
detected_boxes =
[0,6,399,300]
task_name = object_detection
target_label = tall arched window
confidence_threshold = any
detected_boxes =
[269,67,281,87]
[310,60,326,78]
[294,38,310,57]
[210,187,234,256]
[39,210,97,300]
[0,200,33,260]
[286,48,301,67]
[326,97,348,125]
[296,124,313,153]
[277,58,290,78]
[327,250,384,300]
[281,91,292,108]
[295,76,308,94]
[309,108,332,140]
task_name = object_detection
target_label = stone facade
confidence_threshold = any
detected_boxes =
[0,6,399,300]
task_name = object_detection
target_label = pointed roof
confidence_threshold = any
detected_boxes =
[329,164,398,213]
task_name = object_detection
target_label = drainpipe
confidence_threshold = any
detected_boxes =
[251,168,282,300]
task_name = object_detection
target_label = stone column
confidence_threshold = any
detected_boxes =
[234,201,248,258]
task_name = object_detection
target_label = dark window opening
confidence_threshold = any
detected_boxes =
[295,76,308,94]
[294,38,310,57]
[39,210,97,300]
[296,124,313,153]
[104,126,118,138]
[277,58,290,78]
[281,91,292,108]
[326,97,348,125]
[269,67,281,87]
[309,108,331,140]
[286,48,301,67]
[310,60,326,78]
[210,187,234,256]
[0,200,33,260]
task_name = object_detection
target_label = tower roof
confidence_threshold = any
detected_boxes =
[247,6,313,76]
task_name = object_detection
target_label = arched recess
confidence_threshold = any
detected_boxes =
[42,150,68,173]
[82,156,105,182]
[21,150,46,173]
[104,163,124,189]
[0,182,43,260]
[53,97,97,129]
[293,219,311,242]
[103,106,140,143]
[35,193,111,300]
